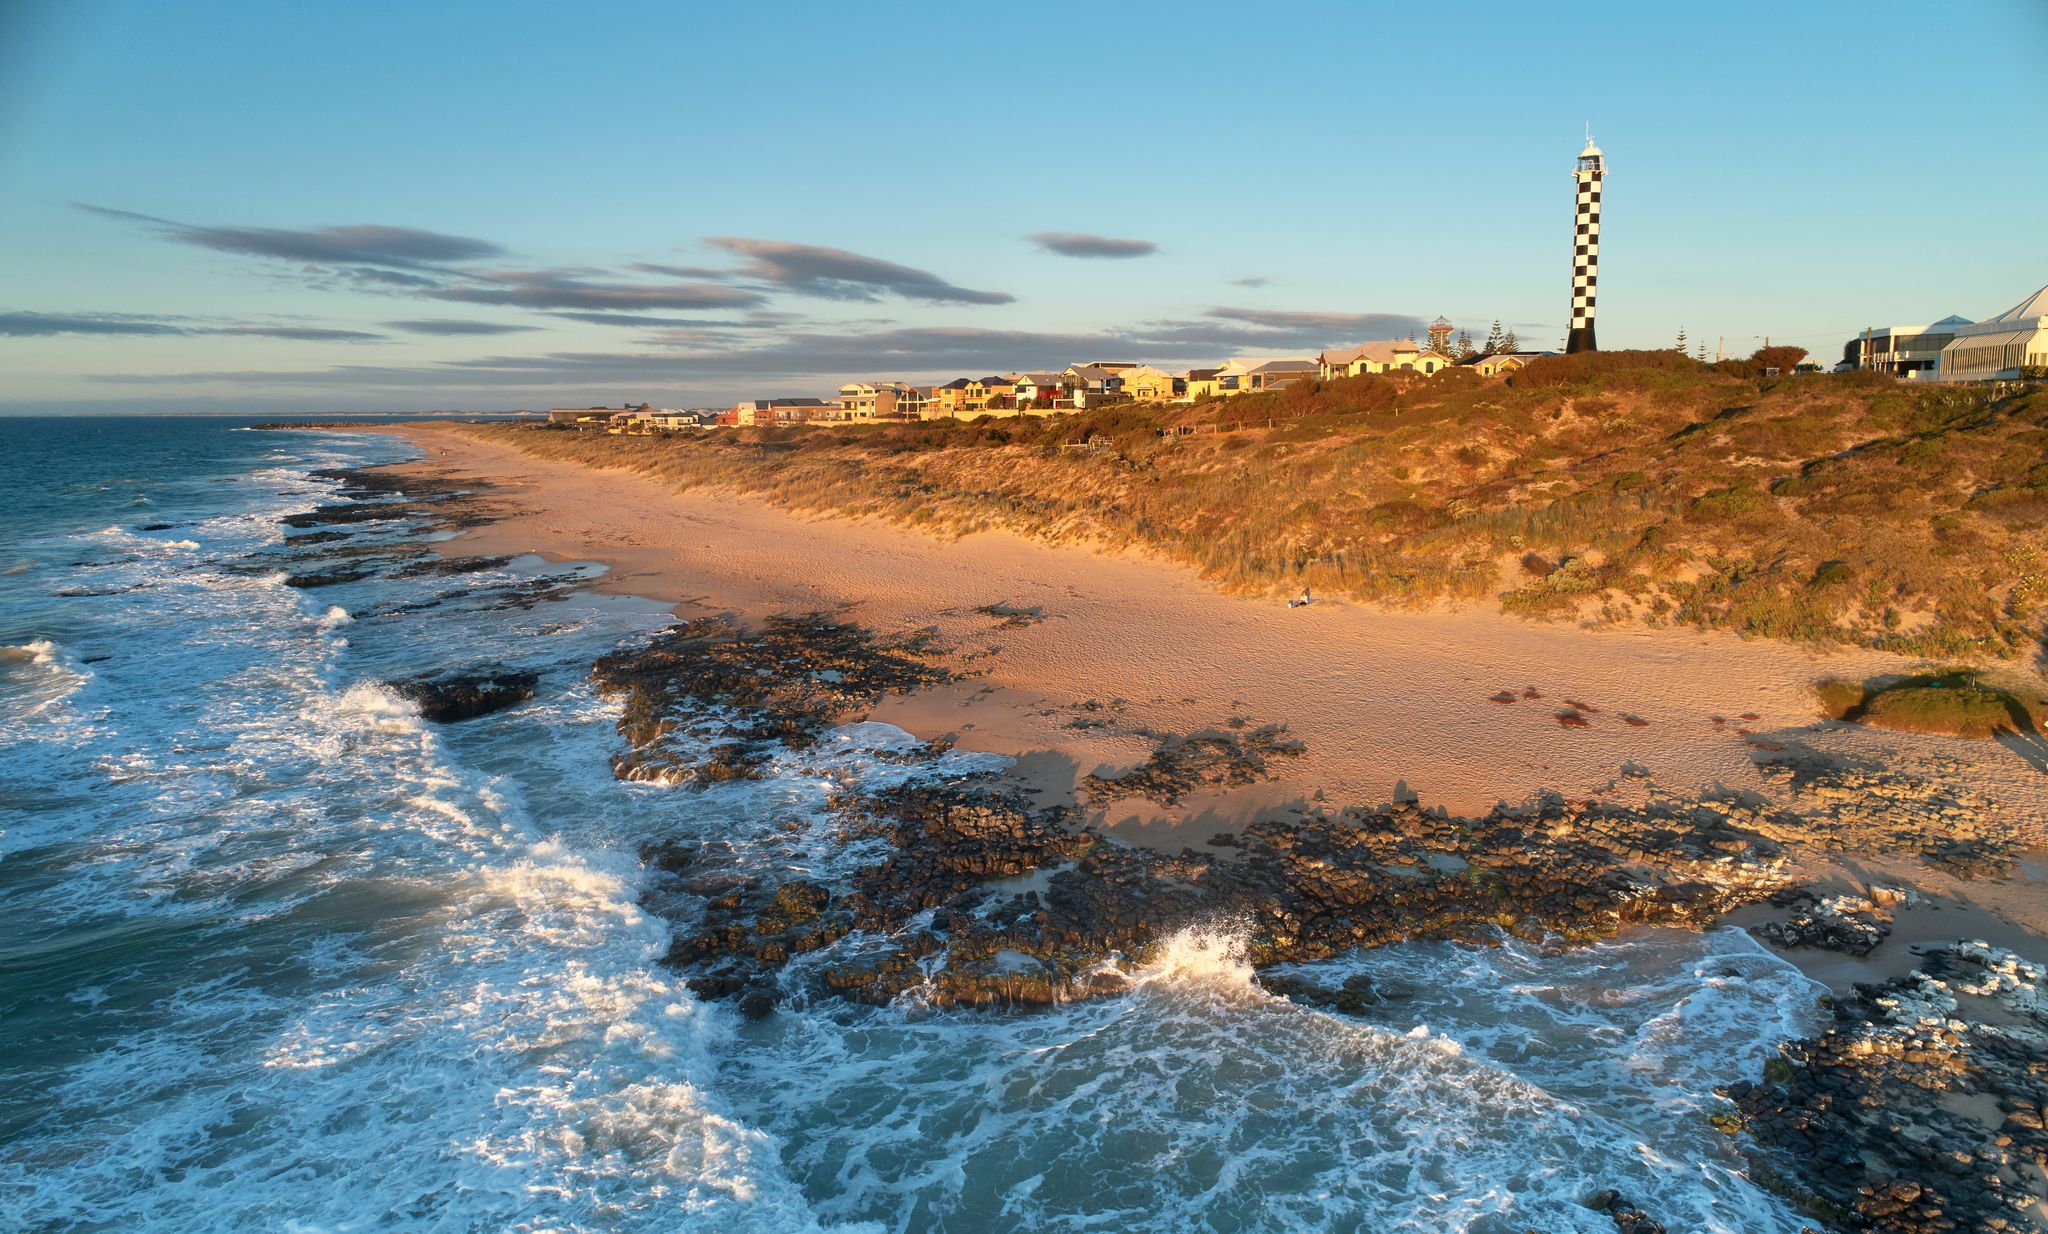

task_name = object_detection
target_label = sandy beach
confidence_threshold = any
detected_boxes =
[383,424,2044,816]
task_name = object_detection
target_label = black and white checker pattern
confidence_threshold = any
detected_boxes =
[1567,161,1602,352]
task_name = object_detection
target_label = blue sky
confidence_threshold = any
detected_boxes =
[1,0,2043,413]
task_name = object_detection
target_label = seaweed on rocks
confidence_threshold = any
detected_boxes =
[591,612,955,785]
[1721,941,2048,1233]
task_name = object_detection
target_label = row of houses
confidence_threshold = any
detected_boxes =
[549,328,1556,431]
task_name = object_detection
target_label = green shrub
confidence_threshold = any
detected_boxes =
[1812,678,1865,720]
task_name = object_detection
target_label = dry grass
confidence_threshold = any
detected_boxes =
[460,354,2048,663]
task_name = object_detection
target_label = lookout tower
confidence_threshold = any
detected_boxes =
[1426,316,1454,355]
[1567,135,1605,354]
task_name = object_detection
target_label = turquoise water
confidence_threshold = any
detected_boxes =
[0,417,1822,1232]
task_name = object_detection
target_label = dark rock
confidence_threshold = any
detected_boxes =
[284,567,373,588]
[387,668,539,722]
[393,554,514,578]
[1082,724,1304,806]
[736,987,780,1020]
[592,613,953,784]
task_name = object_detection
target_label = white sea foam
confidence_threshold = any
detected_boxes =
[724,925,1820,1233]
[1,636,60,666]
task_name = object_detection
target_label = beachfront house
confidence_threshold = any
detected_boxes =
[1182,367,1223,401]
[1458,351,1551,377]
[1013,372,1062,412]
[1317,340,1453,379]
[928,378,975,418]
[1121,365,1184,402]
[1213,357,1317,394]
[967,375,1017,412]
[547,406,618,427]
[1060,364,1126,409]
[838,382,911,421]
[733,398,832,426]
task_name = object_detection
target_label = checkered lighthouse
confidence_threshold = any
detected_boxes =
[1566,136,1604,354]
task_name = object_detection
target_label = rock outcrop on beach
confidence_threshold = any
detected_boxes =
[1750,742,2020,879]
[1720,941,2048,1234]
[591,613,954,785]
[388,668,540,723]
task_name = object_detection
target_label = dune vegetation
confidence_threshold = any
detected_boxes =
[461,351,2048,662]
[1811,668,2048,739]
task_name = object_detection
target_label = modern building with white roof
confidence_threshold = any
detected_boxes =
[1840,316,1971,379]
[1938,284,2048,381]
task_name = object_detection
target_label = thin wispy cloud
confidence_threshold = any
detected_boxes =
[431,269,766,311]
[1028,232,1158,259]
[217,325,384,342]
[384,318,541,336]
[627,261,733,279]
[1232,276,1271,288]
[76,204,503,270]
[1205,305,1422,340]
[705,237,1013,305]
[1,310,196,337]
[1,310,383,341]
[544,311,782,329]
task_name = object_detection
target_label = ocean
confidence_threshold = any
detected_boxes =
[0,416,1826,1233]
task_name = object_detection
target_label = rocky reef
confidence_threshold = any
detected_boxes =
[596,613,1795,1013]
[1081,723,1304,805]
[1720,941,2048,1233]
[590,612,954,785]
[1749,741,2019,879]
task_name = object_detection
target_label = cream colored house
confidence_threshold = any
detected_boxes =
[837,382,909,421]
[1121,365,1184,402]
[1212,357,1317,395]
[1317,340,1452,379]
[1459,351,1550,377]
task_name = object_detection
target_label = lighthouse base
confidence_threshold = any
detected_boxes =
[1566,324,1598,354]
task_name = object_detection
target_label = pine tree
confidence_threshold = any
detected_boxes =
[1484,320,1505,354]
[1695,341,1708,362]
[1676,327,1688,352]
[1502,328,1519,352]
[1455,329,1476,360]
